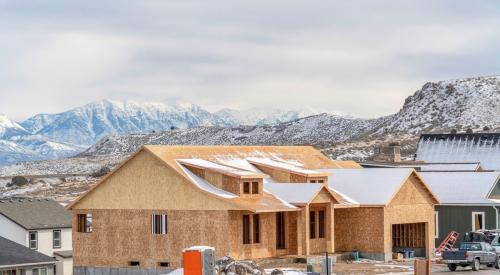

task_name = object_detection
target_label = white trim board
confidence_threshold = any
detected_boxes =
[472,211,486,231]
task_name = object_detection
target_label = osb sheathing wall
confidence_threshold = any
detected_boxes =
[290,174,308,183]
[228,210,301,259]
[309,189,336,254]
[71,150,239,211]
[253,164,292,182]
[285,211,298,255]
[227,211,280,260]
[308,205,327,254]
[334,173,436,258]
[334,207,385,253]
[384,174,436,257]
[74,209,299,269]
[73,209,233,269]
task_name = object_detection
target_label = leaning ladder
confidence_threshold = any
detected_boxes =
[436,231,460,253]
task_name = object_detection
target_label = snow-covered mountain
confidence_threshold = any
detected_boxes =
[80,76,500,158]
[0,115,29,139]
[20,100,230,145]
[2,75,499,200]
[80,113,384,156]
[374,76,500,134]
[0,100,325,166]
[19,99,328,146]
[215,107,325,126]
[1,75,499,169]
[0,116,79,166]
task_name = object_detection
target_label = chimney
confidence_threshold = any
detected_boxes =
[372,141,401,163]
[388,142,401,163]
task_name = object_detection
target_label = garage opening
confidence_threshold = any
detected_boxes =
[392,223,426,257]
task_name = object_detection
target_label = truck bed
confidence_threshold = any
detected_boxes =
[442,250,467,261]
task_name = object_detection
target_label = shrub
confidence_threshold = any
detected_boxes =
[8,176,29,187]
[91,167,111,178]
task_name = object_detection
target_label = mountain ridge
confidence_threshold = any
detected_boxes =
[78,75,500,158]
[1,75,499,170]
[0,100,328,165]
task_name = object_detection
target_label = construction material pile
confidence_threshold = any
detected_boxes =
[215,256,268,275]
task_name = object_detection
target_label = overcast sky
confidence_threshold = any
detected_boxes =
[1,1,500,120]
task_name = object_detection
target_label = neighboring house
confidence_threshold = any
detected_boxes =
[361,161,482,172]
[0,199,73,275]
[361,141,483,171]
[0,236,56,275]
[67,145,437,273]
[322,168,439,261]
[419,172,500,247]
[415,132,500,171]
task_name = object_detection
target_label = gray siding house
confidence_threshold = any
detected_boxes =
[420,172,500,247]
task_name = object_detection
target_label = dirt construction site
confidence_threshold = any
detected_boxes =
[223,255,500,275]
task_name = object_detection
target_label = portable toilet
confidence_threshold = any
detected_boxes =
[182,246,215,275]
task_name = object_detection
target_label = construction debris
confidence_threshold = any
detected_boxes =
[215,256,266,275]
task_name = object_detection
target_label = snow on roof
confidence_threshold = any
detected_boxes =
[176,162,238,199]
[265,191,298,209]
[419,163,480,172]
[416,134,500,171]
[419,172,500,205]
[264,182,323,204]
[247,157,328,176]
[215,157,263,173]
[182,246,214,252]
[214,157,276,183]
[177,158,266,178]
[320,168,414,205]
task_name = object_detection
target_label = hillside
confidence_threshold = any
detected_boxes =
[374,76,500,134]
[80,114,384,157]
[1,75,499,201]
[0,100,322,166]
[1,76,499,177]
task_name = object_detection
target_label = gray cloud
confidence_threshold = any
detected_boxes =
[1,0,499,120]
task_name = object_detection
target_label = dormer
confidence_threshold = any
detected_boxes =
[177,159,267,197]
[246,157,330,183]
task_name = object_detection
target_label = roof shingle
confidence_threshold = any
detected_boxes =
[0,236,56,267]
[0,198,71,229]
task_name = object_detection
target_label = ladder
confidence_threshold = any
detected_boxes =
[436,231,460,253]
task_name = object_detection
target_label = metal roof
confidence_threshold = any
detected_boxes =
[0,198,72,229]
[361,162,480,171]
[419,163,481,171]
[0,236,56,267]
[320,168,415,205]
[419,172,500,205]
[415,133,500,171]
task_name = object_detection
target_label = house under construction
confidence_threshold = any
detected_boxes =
[67,145,437,271]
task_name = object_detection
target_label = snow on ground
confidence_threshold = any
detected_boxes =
[265,269,306,275]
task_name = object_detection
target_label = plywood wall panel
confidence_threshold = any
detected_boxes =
[72,150,238,210]
[334,207,385,253]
